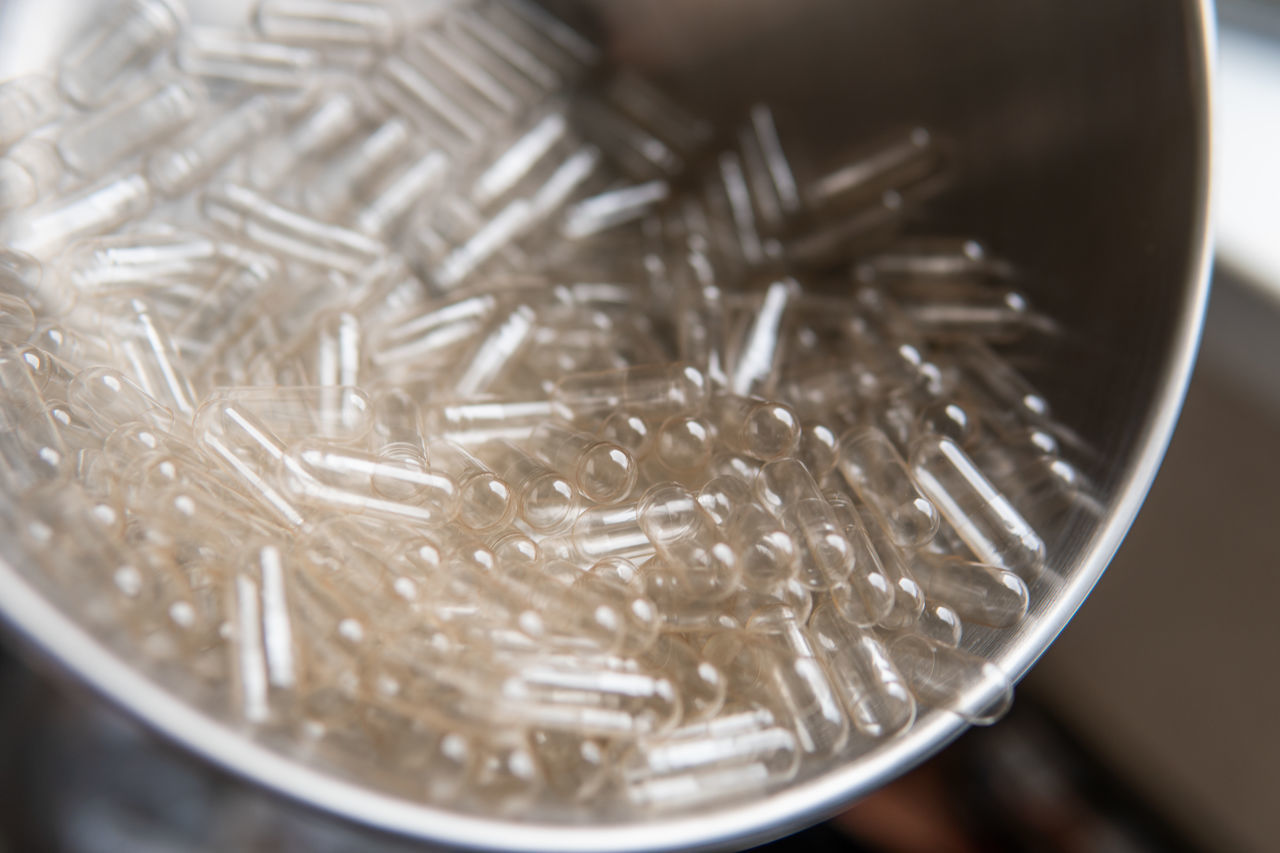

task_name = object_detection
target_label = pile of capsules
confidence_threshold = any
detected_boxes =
[0,0,1100,816]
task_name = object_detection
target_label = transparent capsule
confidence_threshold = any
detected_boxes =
[414,28,523,117]
[229,572,272,724]
[854,237,1011,282]
[910,434,1046,580]
[909,553,1029,628]
[638,483,740,599]
[572,501,656,564]
[837,427,940,548]
[649,414,713,482]
[58,79,203,177]
[4,173,152,258]
[0,294,35,344]
[247,89,364,189]
[563,180,670,239]
[530,730,611,803]
[915,602,964,648]
[203,182,388,275]
[200,385,371,443]
[452,304,537,398]
[371,292,497,372]
[191,399,305,528]
[0,346,68,490]
[528,420,638,505]
[952,338,1052,425]
[708,394,800,461]
[756,459,853,591]
[859,512,927,631]
[804,126,941,217]
[465,737,543,816]
[59,0,184,108]
[254,0,402,50]
[59,229,223,296]
[302,117,411,217]
[599,410,654,460]
[373,55,487,145]
[619,705,800,809]
[0,77,61,148]
[698,475,796,591]
[114,298,199,418]
[424,399,558,446]
[475,439,578,532]
[825,493,895,626]
[0,141,60,212]
[729,278,798,397]
[178,28,321,90]
[808,603,915,738]
[281,439,459,525]
[424,439,515,533]
[553,363,708,423]
[704,628,848,757]
[148,94,281,197]
[494,654,679,738]
[68,366,173,436]
[889,634,1013,725]
[638,633,726,724]
[354,149,450,237]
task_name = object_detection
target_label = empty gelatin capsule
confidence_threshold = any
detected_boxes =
[203,183,388,275]
[837,427,940,548]
[60,229,223,295]
[619,705,800,809]
[889,634,1013,725]
[756,459,853,591]
[638,483,740,599]
[4,173,152,258]
[68,366,174,436]
[178,28,321,90]
[638,633,726,724]
[854,237,1011,281]
[825,494,895,626]
[530,730,612,802]
[58,79,203,177]
[528,420,638,504]
[599,410,654,460]
[0,294,35,344]
[373,55,487,145]
[423,399,559,446]
[0,347,68,489]
[114,298,199,418]
[149,94,281,197]
[858,514,927,631]
[475,439,578,532]
[914,602,964,648]
[0,143,57,212]
[254,0,402,50]
[424,439,515,532]
[804,126,941,217]
[572,501,656,563]
[302,117,412,216]
[59,0,184,108]
[730,278,798,397]
[708,394,800,461]
[698,476,796,591]
[281,439,459,524]
[704,630,848,756]
[247,88,364,189]
[909,553,1029,628]
[553,362,708,422]
[200,385,371,443]
[650,414,713,479]
[808,603,915,737]
[0,77,61,148]
[192,400,306,528]
[355,150,451,236]
[452,304,537,398]
[493,654,679,738]
[796,421,840,478]
[910,434,1046,580]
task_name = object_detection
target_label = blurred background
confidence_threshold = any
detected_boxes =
[0,2,1277,852]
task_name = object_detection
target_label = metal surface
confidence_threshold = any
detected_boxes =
[0,1,1214,850]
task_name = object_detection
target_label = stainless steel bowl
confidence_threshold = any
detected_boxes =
[0,1,1213,850]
